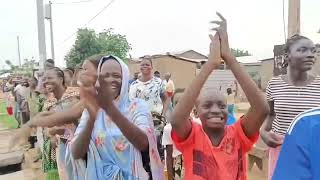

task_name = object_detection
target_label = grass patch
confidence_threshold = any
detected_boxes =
[0,101,19,129]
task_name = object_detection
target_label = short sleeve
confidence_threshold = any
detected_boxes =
[266,79,274,101]
[162,124,173,146]
[171,121,198,153]
[234,118,259,153]
[272,118,312,180]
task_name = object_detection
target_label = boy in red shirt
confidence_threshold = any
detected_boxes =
[170,13,269,180]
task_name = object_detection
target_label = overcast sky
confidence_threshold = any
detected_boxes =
[0,0,319,68]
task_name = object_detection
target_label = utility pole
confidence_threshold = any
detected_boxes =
[288,0,300,38]
[45,1,55,60]
[17,36,21,67]
[36,0,47,69]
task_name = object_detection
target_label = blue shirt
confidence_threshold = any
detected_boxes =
[272,107,320,180]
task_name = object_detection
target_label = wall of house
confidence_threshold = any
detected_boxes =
[128,61,141,78]
[128,56,197,90]
[243,64,261,79]
[260,59,274,90]
[151,57,197,90]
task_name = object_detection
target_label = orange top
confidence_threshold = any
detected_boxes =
[172,117,259,180]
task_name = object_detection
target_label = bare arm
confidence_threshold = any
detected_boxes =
[71,109,96,159]
[171,34,221,139]
[261,101,275,131]
[260,101,283,147]
[213,13,269,137]
[226,55,269,136]
[102,102,149,151]
[161,93,170,115]
[27,100,84,128]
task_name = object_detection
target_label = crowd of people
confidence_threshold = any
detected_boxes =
[1,13,319,180]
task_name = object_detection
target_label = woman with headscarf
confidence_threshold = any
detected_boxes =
[10,55,102,180]
[260,34,320,179]
[66,55,164,180]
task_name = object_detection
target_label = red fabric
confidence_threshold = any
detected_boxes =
[171,118,259,180]
[6,106,13,116]
[167,92,174,98]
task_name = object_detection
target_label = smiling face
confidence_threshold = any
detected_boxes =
[140,59,153,76]
[196,90,228,131]
[43,68,64,93]
[287,38,316,72]
[95,59,122,100]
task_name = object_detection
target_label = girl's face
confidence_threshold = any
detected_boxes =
[288,38,316,72]
[77,60,98,87]
[82,60,97,74]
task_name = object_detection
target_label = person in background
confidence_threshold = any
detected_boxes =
[162,93,201,180]
[21,78,32,124]
[226,87,236,125]
[63,68,75,87]
[170,13,269,180]
[129,72,139,85]
[260,34,320,179]
[129,57,170,160]
[129,57,169,116]
[45,59,55,69]
[36,59,55,94]
[154,71,161,78]
[4,78,14,115]
[164,73,175,99]
[15,78,31,125]
[40,67,79,180]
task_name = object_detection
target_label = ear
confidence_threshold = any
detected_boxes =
[284,52,290,63]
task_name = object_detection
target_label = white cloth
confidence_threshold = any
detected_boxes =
[162,118,202,158]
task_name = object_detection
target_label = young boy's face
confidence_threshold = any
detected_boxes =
[196,91,228,130]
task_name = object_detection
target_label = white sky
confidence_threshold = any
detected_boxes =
[0,0,319,68]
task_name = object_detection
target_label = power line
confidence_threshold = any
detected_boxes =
[58,0,116,46]
[52,0,94,5]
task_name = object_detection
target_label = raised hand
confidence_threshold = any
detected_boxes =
[211,12,234,62]
[208,33,222,68]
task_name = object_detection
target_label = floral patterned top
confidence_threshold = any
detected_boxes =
[129,77,166,114]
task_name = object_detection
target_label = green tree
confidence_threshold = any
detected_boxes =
[231,48,251,57]
[3,58,37,76]
[65,28,131,67]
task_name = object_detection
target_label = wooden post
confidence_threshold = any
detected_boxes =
[288,0,300,38]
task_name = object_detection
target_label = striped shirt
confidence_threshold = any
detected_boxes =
[266,76,320,135]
